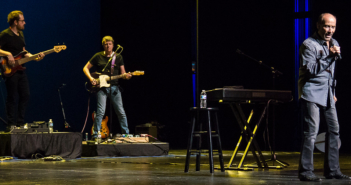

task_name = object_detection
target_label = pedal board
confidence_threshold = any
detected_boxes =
[11,121,49,133]
[44,156,62,161]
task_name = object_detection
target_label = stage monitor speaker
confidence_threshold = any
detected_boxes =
[135,125,157,142]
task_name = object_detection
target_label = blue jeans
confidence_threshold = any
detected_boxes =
[298,98,341,177]
[93,85,129,137]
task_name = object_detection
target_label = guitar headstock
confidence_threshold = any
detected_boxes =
[132,71,145,76]
[54,45,67,53]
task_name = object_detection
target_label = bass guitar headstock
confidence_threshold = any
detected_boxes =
[54,45,67,53]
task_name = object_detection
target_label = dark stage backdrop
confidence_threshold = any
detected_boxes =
[1,0,351,152]
[197,1,298,151]
[100,0,193,146]
[0,0,101,133]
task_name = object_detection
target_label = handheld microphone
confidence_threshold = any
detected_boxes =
[336,51,342,60]
[330,42,342,60]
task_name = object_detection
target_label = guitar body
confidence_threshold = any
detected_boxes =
[91,111,110,139]
[0,51,27,77]
[85,82,100,93]
[85,72,106,93]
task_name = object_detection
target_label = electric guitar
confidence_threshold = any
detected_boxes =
[0,45,67,77]
[85,71,145,93]
[91,111,109,139]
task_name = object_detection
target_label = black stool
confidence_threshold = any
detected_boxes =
[184,107,225,173]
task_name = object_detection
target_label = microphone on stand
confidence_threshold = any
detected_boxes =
[57,83,70,128]
[59,83,66,89]
[102,44,123,73]
[65,122,70,128]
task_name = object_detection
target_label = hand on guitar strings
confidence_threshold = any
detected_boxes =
[7,54,15,66]
[90,78,97,85]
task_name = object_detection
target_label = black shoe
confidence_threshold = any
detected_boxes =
[300,175,322,181]
[325,173,351,180]
[5,125,13,133]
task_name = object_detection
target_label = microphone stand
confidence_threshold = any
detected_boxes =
[236,49,289,168]
[102,45,121,138]
[58,84,70,129]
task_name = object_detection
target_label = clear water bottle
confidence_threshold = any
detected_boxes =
[48,119,53,133]
[200,90,207,108]
[97,131,102,144]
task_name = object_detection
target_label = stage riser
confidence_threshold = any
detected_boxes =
[0,133,82,159]
[82,143,169,157]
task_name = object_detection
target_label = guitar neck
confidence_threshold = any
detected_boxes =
[18,48,56,65]
[101,71,143,82]
[106,74,123,82]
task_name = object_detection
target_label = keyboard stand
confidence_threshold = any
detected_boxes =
[224,102,284,170]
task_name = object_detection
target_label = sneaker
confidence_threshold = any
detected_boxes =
[325,173,351,180]
[300,174,322,181]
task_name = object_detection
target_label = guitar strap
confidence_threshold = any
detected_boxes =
[111,52,116,74]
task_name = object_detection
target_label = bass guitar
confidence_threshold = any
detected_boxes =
[0,45,67,77]
[85,71,144,93]
[91,111,109,139]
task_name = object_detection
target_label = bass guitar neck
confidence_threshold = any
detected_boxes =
[0,45,66,77]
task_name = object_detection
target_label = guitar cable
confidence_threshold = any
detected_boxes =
[81,96,90,133]
[0,78,8,125]
[263,99,273,153]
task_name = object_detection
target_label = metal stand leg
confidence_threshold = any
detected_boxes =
[226,102,283,170]
[207,110,214,173]
[58,88,70,128]
[195,121,202,171]
[185,113,196,172]
[214,111,225,172]
[263,104,289,167]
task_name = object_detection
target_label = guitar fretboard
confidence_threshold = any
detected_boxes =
[18,49,56,65]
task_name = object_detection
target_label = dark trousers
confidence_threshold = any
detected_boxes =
[5,71,30,126]
[298,99,341,177]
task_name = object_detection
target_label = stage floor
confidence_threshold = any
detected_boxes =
[1,150,351,184]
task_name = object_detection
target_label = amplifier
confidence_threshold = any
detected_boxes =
[11,121,49,133]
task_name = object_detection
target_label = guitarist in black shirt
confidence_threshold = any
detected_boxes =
[0,10,44,131]
[83,36,132,140]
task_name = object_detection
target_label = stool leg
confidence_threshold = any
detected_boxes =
[196,121,202,171]
[207,110,214,173]
[185,114,196,172]
[215,111,225,172]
